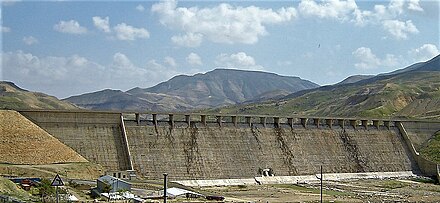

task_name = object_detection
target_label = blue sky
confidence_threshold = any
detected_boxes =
[1,0,439,98]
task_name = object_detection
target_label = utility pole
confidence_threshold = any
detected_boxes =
[320,165,323,203]
[56,186,59,203]
[163,173,168,203]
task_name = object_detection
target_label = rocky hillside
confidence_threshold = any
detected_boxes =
[0,110,87,164]
[211,55,440,119]
[65,69,319,111]
[0,81,79,110]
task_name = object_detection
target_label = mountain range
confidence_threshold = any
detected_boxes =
[64,69,319,111]
[1,55,439,120]
[212,55,440,119]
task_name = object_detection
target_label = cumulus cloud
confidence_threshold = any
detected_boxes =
[136,4,145,12]
[352,47,398,70]
[152,0,297,46]
[298,0,358,20]
[408,0,423,11]
[22,36,38,45]
[53,20,87,34]
[2,50,184,98]
[93,16,110,33]
[353,0,420,39]
[2,51,104,93]
[215,52,264,70]
[91,17,150,41]
[382,20,418,40]
[113,23,150,40]
[2,26,11,33]
[409,44,439,62]
[298,0,421,40]
[186,53,202,66]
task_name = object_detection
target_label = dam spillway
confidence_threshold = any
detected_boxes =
[19,110,439,181]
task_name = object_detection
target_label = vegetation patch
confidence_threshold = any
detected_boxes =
[420,132,440,164]
[0,177,32,200]
[376,180,411,189]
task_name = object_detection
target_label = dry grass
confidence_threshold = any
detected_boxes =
[0,110,87,164]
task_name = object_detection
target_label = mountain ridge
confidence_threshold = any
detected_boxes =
[65,68,320,111]
[0,81,79,110]
[211,55,440,119]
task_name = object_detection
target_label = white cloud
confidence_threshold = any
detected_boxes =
[2,51,104,93]
[215,52,264,70]
[113,23,150,40]
[136,4,145,12]
[164,56,177,67]
[2,26,11,33]
[409,44,439,62]
[382,20,418,40]
[352,47,398,70]
[408,0,423,11]
[22,36,38,45]
[112,53,136,69]
[2,50,187,98]
[171,33,203,47]
[298,0,421,40]
[152,0,297,46]
[298,0,358,20]
[53,20,87,34]
[186,53,202,66]
[93,16,110,33]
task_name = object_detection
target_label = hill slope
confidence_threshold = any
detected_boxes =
[212,55,440,119]
[0,81,79,110]
[0,110,88,164]
[65,69,319,111]
[65,89,193,111]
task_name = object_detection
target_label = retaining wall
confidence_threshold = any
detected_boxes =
[397,121,439,180]
[20,111,131,171]
[400,120,440,150]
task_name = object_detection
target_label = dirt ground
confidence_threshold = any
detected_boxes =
[195,178,440,203]
[0,162,104,180]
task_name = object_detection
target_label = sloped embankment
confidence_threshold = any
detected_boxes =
[0,110,87,164]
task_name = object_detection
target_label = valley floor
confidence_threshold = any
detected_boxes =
[197,178,440,202]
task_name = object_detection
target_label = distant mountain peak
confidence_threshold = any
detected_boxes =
[67,68,319,111]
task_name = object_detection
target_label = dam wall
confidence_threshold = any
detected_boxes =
[124,114,418,180]
[20,110,131,171]
[18,111,440,181]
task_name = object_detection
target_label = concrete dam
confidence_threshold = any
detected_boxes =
[19,110,440,181]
